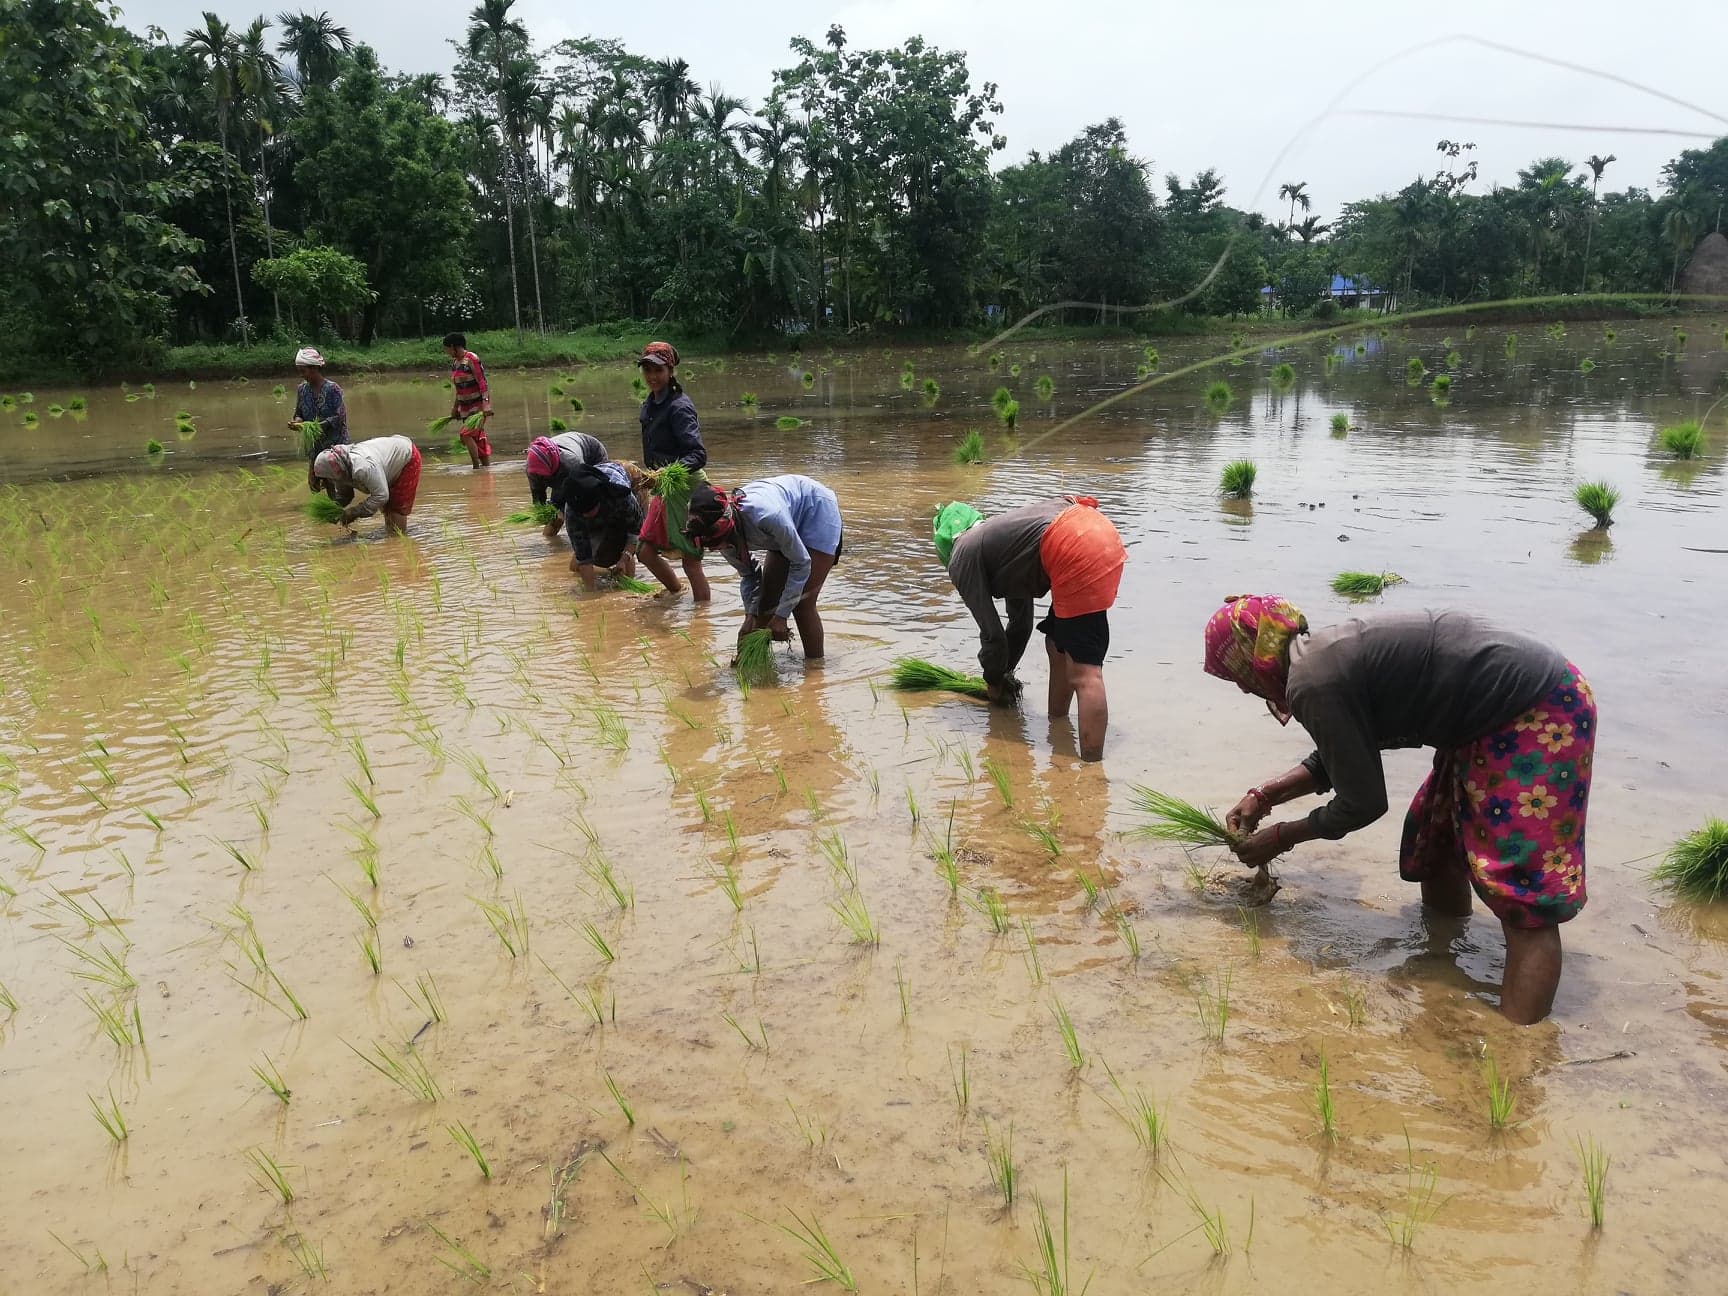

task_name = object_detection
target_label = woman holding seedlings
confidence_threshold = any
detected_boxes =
[634,342,710,601]
[933,497,1127,763]
[560,462,643,589]
[525,432,608,542]
[290,347,348,495]
[311,435,422,535]
[442,332,493,469]
[683,475,842,659]
[1202,597,1594,1025]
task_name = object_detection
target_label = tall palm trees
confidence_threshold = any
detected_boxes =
[183,13,250,342]
[466,0,528,334]
[1580,153,1616,291]
[236,19,282,328]
[1279,180,1310,233]
[275,10,352,88]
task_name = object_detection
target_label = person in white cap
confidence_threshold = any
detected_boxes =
[311,436,423,535]
[290,347,349,496]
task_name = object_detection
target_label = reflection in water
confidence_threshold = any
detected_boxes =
[1567,528,1615,565]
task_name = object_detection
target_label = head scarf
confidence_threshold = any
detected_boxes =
[635,341,680,369]
[294,346,326,367]
[682,482,739,548]
[1203,594,1308,710]
[311,445,350,481]
[933,502,984,568]
[525,437,560,479]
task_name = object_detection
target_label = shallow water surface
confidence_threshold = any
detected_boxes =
[1,321,1725,1292]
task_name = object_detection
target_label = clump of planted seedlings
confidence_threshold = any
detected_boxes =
[954,428,985,464]
[1574,480,1620,529]
[1270,361,1296,389]
[1218,459,1256,498]
[1330,412,1350,435]
[1660,420,1704,459]
[1331,570,1404,599]
[1651,818,1728,902]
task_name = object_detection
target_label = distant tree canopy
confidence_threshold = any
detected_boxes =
[1,0,1713,367]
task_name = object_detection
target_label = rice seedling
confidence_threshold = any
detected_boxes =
[547,415,570,433]
[1446,349,1463,369]
[1024,817,1061,858]
[1330,412,1350,434]
[577,917,617,963]
[830,890,880,945]
[1574,480,1620,529]
[145,438,165,457]
[1674,327,1689,348]
[734,628,775,687]
[246,1147,297,1206]
[721,1010,769,1053]
[895,958,911,1022]
[1101,1059,1167,1155]
[358,928,382,975]
[1578,357,1596,373]
[969,885,1011,935]
[446,1121,491,1179]
[1218,459,1257,499]
[1331,570,1404,599]
[1405,356,1427,383]
[425,414,457,437]
[953,428,985,464]
[1382,1131,1443,1249]
[304,495,346,525]
[888,656,990,699]
[775,415,806,430]
[81,992,142,1050]
[982,755,1014,809]
[612,572,658,594]
[1036,374,1055,398]
[899,367,917,390]
[1482,1050,1516,1128]
[1652,818,1728,902]
[923,377,941,400]
[1575,1134,1610,1229]
[1195,967,1233,1042]
[1157,1171,1239,1258]
[1205,380,1233,409]
[1021,1169,1090,1295]
[1009,362,1022,377]
[1270,361,1296,388]
[1660,420,1705,459]
[548,382,566,396]
[905,783,921,825]
[948,1043,971,1114]
[89,1087,128,1142]
[68,395,87,411]
[344,776,381,818]
[570,397,585,413]
[1312,1044,1338,1141]
[21,411,38,428]
[983,1118,1017,1208]
[1109,905,1141,962]
[0,982,16,1016]
[47,402,64,416]
[740,391,758,407]
[1050,994,1085,1069]
[345,1040,442,1102]
[1430,373,1452,398]
[1020,915,1046,985]
[252,1055,292,1105]
[586,854,634,910]
[1504,332,1519,358]
[472,894,529,957]
[283,1232,328,1283]
[1128,786,1236,847]
[426,1222,490,1285]
[774,1210,857,1290]
[507,501,560,525]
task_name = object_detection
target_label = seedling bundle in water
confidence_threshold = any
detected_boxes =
[888,657,990,699]
[1331,570,1404,599]
[1660,421,1704,459]
[505,502,560,525]
[1127,787,1237,848]
[1218,460,1256,498]
[734,629,775,687]
[611,573,657,594]
[1574,480,1619,529]
[954,429,985,464]
[1651,818,1728,903]
[304,496,346,524]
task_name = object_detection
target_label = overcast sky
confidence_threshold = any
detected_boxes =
[118,0,1728,220]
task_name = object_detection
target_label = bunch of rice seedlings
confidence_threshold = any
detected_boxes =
[1330,412,1350,435]
[1009,362,1022,377]
[775,415,806,430]
[1430,373,1452,395]
[293,420,322,455]
[1579,357,1597,373]
[954,429,985,464]
[461,412,485,432]
[923,377,941,400]
[991,385,1014,413]
[18,391,32,403]
[1660,420,1705,459]
[1405,357,1426,383]
[1575,1135,1610,1230]
[632,375,648,399]
[612,573,657,594]
[889,657,990,699]
[303,496,346,524]
[1270,361,1296,388]
[1650,818,1728,903]
[145,439,165,457]
[1127,786,1236,847]
[1673,327,1688,349]
[1330,570,1404,599]
[997,398,1019,430]
[1205,380,1233,409]
[775,1211,857,1290]
[569,397,585,413]
[271,384,286,397]
[21,411,38,428]
[1574,480,1619,529]
[1218,459,1256,498]
[987,352,1003,372]
[548,416,569,432]
[67,394,87,411]
[1504,333,1519,358]
[549,382,565,396]
[734,629,775,686]
[801,371,817,390]
[505,502,560,525]
[651,461,692,503]
[899,368,916,391]
[426,415,457,436]
[47,403,64,416]
[1035,374,1055,398]
[740,392,758,407]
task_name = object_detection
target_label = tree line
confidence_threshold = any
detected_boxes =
[6,0,1727,371]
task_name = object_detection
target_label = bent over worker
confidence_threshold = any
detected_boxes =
[312,435,423,535]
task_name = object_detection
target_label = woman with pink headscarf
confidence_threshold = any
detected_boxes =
[524,431,608,541]
[1202,595,1596,1025]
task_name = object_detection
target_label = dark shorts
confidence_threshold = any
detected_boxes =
[1038,609,1109,667]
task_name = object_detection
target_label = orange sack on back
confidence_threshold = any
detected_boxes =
[1040,501,1126,618]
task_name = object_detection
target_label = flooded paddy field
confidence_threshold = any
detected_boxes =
[1,320,1725,1293]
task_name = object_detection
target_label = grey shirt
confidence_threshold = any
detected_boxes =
[946,499,1065,683]
[1288,610,1570,839]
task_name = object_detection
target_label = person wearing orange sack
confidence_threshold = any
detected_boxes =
[933,496,1127,761]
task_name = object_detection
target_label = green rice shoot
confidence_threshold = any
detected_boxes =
[1574,480,1619,528]
[1331,570,1404,599]
[1128,786,1237,848]
[425,415,457,436]
[1330,412,1350,434]
[735,629,775,687]
[1660,420,1704,459]
[889,657,990,699]
[612,573,657,594]
[295,421,322,455]
[1270,361,1296,388]
[303,496,346,524]
[1218,459,1257,499]
[775,415,806,430]
[145,439,164,457]
[1650,818,1728,904]
[549,416,569,432]
[1205,380,1233,408]
[506,502,560,526]
[652,462,692,503]
[954,429,985,464]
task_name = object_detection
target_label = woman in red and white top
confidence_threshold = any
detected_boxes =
[442,331,493,469]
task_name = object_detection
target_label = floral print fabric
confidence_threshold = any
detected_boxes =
[1398,662,1594,929]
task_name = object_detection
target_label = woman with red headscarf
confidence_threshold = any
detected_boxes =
[1202,595,1596,1024]
[632,341,711,601]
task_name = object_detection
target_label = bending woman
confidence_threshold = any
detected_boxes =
[684,475,842,659]
[633,341,710,601]
[561,463,643,589]
[1202,597,1594,1025]
[525,432,608,543]
[311,435,422,535]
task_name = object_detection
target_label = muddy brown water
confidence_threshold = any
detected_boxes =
[1,321,1725,1293]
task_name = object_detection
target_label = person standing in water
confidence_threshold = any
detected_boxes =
[1201,596,1594,1025]
[933,496,1127,762]
[683,475,843,659]
[289,347,348,496]
[633,342,710,601]
[442,332,493,469]
[311,436,423,535]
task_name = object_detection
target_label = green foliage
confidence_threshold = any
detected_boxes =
[145,439,165,457]
[1651,819,1728,903]
[1660,420,1704,458]
[1331,570,1404,599]
[775,415,805,430]
[1329,412,1350,434]
[1204,380,1232,409]
[1218,459,1256,498]
[252,246,373,333]
[1574,480,1619,528]
[889,657,990,699]
[1270,361,1296,388]
[1035,374,1055,398]
[1128,787,1235,847]
[954,428,984,464]
[304,495,346,524]
[548,416,568,432]
[734,629,775,686]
